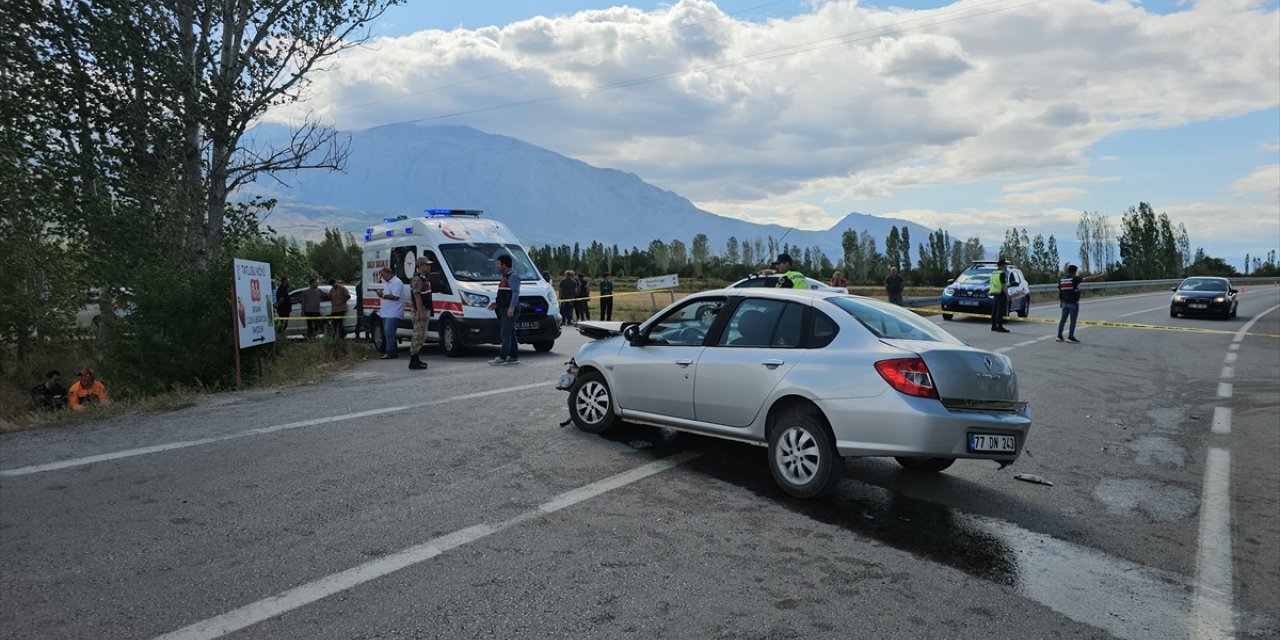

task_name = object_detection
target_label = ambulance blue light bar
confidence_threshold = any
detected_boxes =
[425,209,484,217]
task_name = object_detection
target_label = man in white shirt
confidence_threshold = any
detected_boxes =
[377,267,406,359]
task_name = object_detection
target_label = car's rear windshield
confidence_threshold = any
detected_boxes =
[830,297,963,344]
[1179,278,1228,291]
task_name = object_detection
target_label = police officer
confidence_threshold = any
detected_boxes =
[772,253,807,289]
[990,258,1011,333]
[408,256,432,370]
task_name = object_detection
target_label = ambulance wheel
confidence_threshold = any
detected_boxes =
[942,313,954,321]
[534,340,554,353]
[440,317,465,358]
[371,318,386,352]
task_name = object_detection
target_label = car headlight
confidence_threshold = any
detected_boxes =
[460,290,490,307]
[547,290,558,308]
[1214,296,1225,303]
[1173,295,1185,302]
[943,287,955,296]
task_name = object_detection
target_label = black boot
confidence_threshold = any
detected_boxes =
[408,352,427,370]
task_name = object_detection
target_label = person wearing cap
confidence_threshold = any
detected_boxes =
[68,368,109,411]
[407,256,433,370]
[1056,264,1107,343]
[772,253,807,289]
[989,258,1011,333]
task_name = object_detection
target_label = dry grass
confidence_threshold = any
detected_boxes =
[1,337,368,433]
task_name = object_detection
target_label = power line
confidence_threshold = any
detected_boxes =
[377,0,1056,127]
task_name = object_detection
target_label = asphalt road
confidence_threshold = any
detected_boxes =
[2,286,1278,639]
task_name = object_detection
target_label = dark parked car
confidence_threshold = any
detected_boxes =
[1170,277,1237,319]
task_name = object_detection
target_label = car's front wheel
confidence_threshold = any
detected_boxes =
[768,409,843,499]
[533,340,555,353]
[1017,298,1029,318]
[894,457,956,473]
[942,313,954,321]
[1170,306,1178,318]
[568,371,619,434]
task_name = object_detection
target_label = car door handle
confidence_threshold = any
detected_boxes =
[761,359,784,369]
[675,359,694,367]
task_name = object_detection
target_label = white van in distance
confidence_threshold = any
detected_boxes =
[362,209,561,356]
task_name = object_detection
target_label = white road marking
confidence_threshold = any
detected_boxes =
[1211,407,1231,435]
[1219,366,1234,379]
[993,347,1014,354]
[1223,352,1237,364]
[152,452,700,640]
[1228,343,1239,351]
[1,382,551,477]
[1119,304,1171,318]
[1216,383,1233,398]
[1037,334,1057,341]
[1015,340,1037,347]
[1232,303,1280,343]
[1190,448,1234,640]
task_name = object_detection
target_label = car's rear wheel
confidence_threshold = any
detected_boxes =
[440,316,464,357]
[568,371,618,434]
[942,313,954,321]
[371,317,386,352]
[895,457,956,473]
[768,408,843,499]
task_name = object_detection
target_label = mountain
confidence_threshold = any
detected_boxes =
[244,124,936,264]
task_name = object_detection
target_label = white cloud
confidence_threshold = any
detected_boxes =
[1229,164,1280,195]
[269,0,1279,232]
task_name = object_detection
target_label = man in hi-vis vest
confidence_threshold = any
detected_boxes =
[989,258,1011,333]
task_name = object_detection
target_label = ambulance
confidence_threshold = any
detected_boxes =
[361,209,561,357]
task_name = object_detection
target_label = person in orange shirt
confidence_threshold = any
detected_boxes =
[68,368,109,411]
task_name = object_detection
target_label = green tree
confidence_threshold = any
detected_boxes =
[724,235,739,264]
[691,233,709,276]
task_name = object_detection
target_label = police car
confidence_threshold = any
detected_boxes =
[940,261,1030,321]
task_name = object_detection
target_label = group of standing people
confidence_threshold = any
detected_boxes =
[558,271,615,325]
[274,276,356,339]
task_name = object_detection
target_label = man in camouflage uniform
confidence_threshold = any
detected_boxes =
[408,256,433,370]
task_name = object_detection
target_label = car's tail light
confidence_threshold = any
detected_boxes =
[875,358,939,399]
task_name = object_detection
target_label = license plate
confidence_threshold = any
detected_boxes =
[959,299,980,306]
[969,433,1016,453]
[517,320,540,331]
[1189,304,1207,309]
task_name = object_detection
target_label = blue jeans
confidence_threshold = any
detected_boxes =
[382,316,398,355]
[498,310,517,360]
[1058,302,1079,338]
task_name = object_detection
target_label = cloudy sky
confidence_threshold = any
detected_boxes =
[270,0,1280,267]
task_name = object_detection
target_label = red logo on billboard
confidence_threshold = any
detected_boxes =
[249,279,261,302]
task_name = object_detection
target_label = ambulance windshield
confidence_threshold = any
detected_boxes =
[439,243,540,282]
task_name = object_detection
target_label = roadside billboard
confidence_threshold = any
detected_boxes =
[233,258,276,349]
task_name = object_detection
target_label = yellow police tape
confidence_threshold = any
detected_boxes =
[907,306,1280,339]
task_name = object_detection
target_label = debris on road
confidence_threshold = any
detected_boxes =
[1014,473,1054,487]
[628,440,654,450]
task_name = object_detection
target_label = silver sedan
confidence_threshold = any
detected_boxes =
[558,288,1032,498]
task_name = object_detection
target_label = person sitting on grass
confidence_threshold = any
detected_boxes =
[68,368,109,411]
[30,370,67,411]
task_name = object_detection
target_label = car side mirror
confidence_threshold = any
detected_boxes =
[623,324,645,346]
[946,278,955,285]
[1170,287,1177,292]
[1230,288,1238,295]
